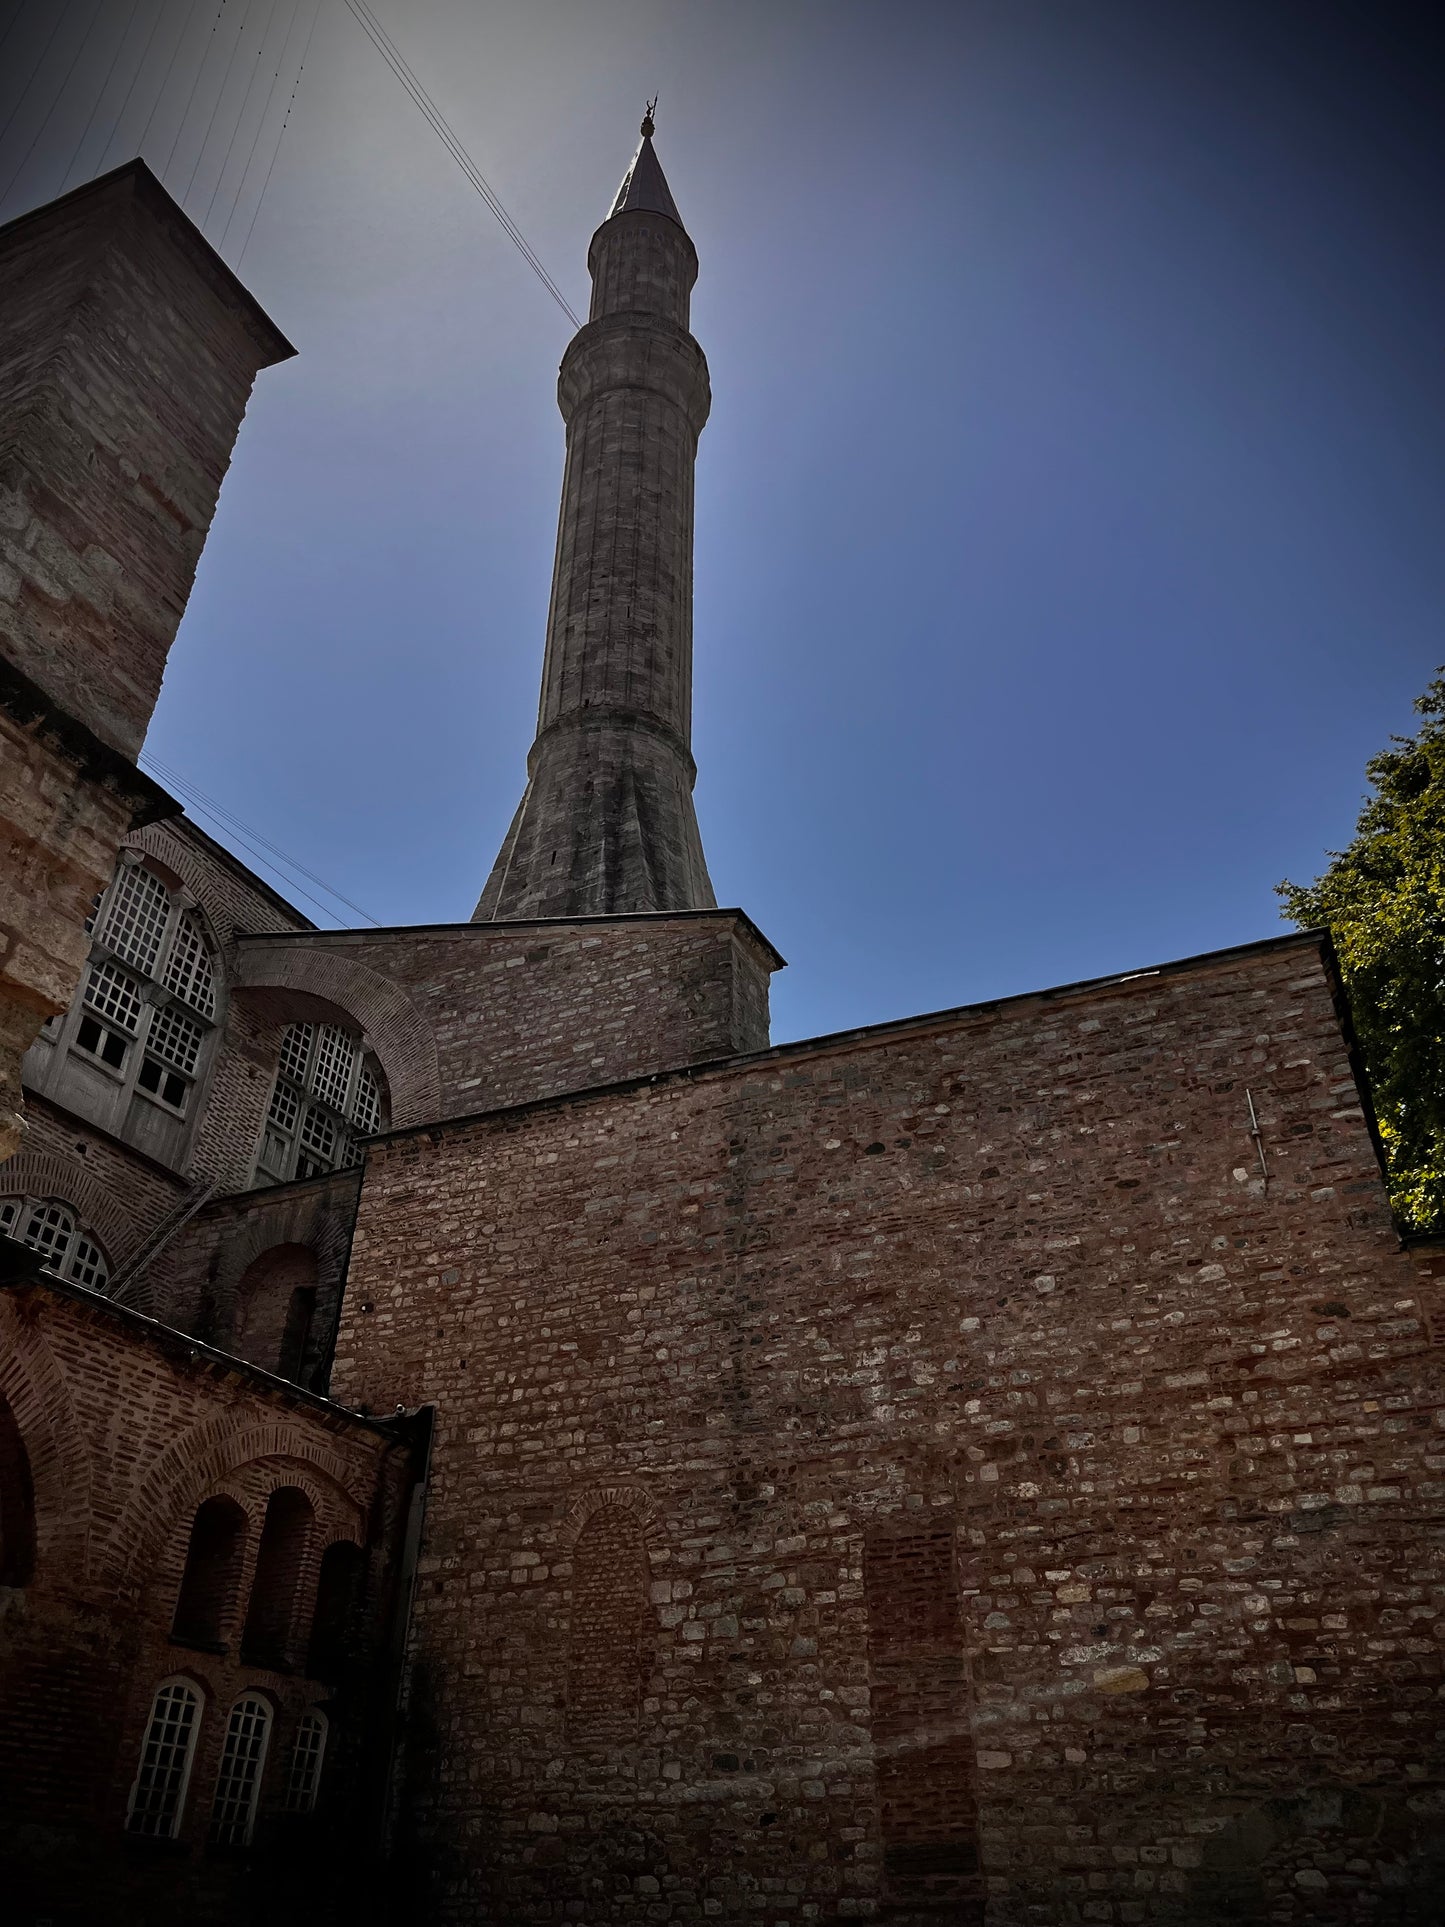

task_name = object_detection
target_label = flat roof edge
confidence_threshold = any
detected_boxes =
[363,927,1329,1151]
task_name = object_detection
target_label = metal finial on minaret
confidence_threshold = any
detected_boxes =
[474,121,714,923]
[641,98,657,138]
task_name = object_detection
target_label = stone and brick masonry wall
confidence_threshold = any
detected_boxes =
[0,1276,418,1927]
[0,163,291,1158]
[332,932,1444,1925]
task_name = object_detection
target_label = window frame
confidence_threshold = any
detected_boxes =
[281,1708,328,1815]
[253,1021,386,1187]
[0,1194,111,1292]
[32,854,222,1135]
[125,1676,205,1841]
[208,1692,274,1850]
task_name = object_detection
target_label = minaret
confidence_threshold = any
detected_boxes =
[474,113,716,921]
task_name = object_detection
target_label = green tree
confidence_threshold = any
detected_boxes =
[1279,671,1445,1234]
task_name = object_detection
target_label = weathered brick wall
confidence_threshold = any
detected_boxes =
[235,912,777,1125]
[0,162,290,1161]
[0,1276,417,1926]
[0,162,292,758]
[332,933,1444,1925]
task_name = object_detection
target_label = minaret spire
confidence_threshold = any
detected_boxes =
[474,116,716,922]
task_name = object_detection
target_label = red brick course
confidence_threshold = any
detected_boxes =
[330,933,1444,1924]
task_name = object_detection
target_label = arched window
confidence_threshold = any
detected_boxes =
[232,1245,319,1379]
[282,1710,328,1814]
[254,1022,386,1186]
[0,1195,111,1291]
[306,1539,365,1682]
[0,1392,36,1587]
[566,1505,649,1744]
[25,855,221,1158]
[171,1497,247,1649]
[125,1678,204,1837]
[241,1487,313,1669]
[208,1694,272,1848]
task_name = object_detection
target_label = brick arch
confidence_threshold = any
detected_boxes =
[0,1297,93,1581]
[99,1417,371,1593]
[0,1151,142,1270]
[231,940,441,1127]
[128,824,251,949]
[560,1481,657,1549]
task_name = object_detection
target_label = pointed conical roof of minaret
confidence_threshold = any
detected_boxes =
[607,109,685,228]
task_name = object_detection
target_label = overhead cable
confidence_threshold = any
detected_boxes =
[339,0,581,328]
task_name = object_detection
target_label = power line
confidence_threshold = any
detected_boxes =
[97,0,173,172]
[180,0,257,207]
[200,0,284,232]
[235,0,320,267]
[0,0,102,207]
[160,0,227,176]
[140,750,383,927]
[134,1,204,162]
[60,0,143,190]
[339,0,581,328]
[0,0,74,158]
[216,0,303,251]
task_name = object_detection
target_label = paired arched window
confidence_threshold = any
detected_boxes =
[0,1195,110,1291]
[208,1694,273,1847]
[125,1679,204,1838]
[254,1022,385,1186]
[240,1487,314,1669]
[0,1392,36,1588]
[306,1539,365,1682]
[282,1710,328,1814]
[26,856,221,1161]
[171,1497,247,1649]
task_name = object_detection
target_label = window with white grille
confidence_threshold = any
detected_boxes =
[208,1695,272,1847]
[282,1711,327,1814]
[101,863,170,974]
[254,1022,386,1187]
[1,1194,111,1291]
[40,858,223,1133]
[126,1680,203,1838]
[161,913,216,1018]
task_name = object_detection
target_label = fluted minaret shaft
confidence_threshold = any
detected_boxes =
[475,125,715,921]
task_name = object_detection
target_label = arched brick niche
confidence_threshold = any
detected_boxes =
[0,1300,91,1582]
[231,941,441,1128]
[562,1486,654,1745]
[232,1243,318,1379]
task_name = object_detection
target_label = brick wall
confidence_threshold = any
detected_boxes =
[331,933,1444,1924]
[0,1275,418,1927]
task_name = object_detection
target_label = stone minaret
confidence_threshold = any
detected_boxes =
[474,115,716,921]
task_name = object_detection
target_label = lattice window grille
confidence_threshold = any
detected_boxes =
[147,1003,204,1077]
[299,1105,335,1162]
[84,960,144,1034]
[83,888,104,934]
[101,863,170,974]
[283,1712,327,1814]
[267,1080,300,1133]
[22,1201,74,1262]
[209,1696,271,1847]
[311,1026,356,1112]
[352,1066,381,1137]
[161,914,216,1018]
[126,1682,201,1838]
[279,1024,313,1085]
[68,1233,109,1290]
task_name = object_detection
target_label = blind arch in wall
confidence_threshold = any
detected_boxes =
[565,1503,650,1744]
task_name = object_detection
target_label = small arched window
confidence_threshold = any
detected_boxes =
[241,1487,314,1669]
[0,1195,110,1291]
[306,1539,365,1682]
[208,1694,273,1848]
[125,1678,204,1838]
[0,1392,36,1587]
[254,1022,386,1187]
[282,1710,328,1814]
[171,1497,247,1649]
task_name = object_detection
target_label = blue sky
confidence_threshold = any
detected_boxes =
[3,0,1442,1044]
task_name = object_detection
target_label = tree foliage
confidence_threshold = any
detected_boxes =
[1279,671,1445,1234]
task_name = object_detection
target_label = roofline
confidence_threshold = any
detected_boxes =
[0,159,295,366]
[0,1252,411,1438]
[363,927,1330,1150]
[235,905,786,970]
[141,814,317,931]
